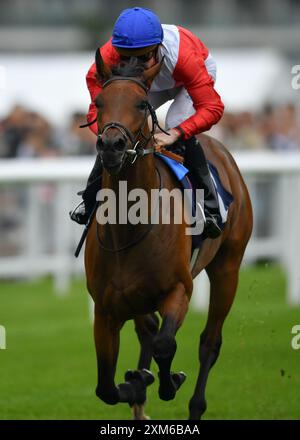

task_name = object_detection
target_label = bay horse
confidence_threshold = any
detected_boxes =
[84,50,253,420]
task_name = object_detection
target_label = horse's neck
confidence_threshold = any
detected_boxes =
[102,154,157,193]
[100,154,158,250]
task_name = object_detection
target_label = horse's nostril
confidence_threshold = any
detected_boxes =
[113,138,126,151]
[99,135,126,152]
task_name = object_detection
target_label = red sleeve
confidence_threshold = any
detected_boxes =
[86,39,120,135]
[173,27,224,139]
[86,63,100,135]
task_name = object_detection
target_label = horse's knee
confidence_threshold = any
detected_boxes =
[152,334,177,360]
[95,385,119,405]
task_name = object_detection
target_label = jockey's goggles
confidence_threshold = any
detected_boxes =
[115,45,158,63]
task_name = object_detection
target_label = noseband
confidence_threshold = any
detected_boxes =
[80,76,169,166]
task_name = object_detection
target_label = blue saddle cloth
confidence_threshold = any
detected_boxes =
[155,153,234,249]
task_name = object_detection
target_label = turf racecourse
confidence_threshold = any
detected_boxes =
[0,264,299,420]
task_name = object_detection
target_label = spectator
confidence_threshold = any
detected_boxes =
[59,111,96,156]
[0,105,29,157]
[0,105,58,158]
[18,111,58,158]
[270,104,300,151]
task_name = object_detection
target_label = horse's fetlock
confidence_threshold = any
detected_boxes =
[189,396,207,420]
[95,385,119,405]
[152,335,176,359]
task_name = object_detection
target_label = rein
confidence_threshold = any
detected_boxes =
[96,166,162,253]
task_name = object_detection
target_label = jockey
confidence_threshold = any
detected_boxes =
[70,7,224,238]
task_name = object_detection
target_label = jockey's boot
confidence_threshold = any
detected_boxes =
[69,154,102,225]
[184,136,222,239]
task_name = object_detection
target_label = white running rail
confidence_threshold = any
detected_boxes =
[0,151,300,306]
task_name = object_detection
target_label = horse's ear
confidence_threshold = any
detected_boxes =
[142,57,164,88]
[95,48,112,82]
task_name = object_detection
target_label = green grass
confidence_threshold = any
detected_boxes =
[0,265,299,420]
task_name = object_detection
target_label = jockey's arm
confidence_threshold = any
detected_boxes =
[86,64,100,135]
[173,54,225,140]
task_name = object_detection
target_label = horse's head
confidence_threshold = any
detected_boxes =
[93,49,164,175]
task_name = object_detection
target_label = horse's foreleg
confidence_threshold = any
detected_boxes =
[130,313,159,420]
[153,282,189,401]
[135,313,159,370]
[94,306,156,410]
[188,263,239,420]
[94,306,122,405]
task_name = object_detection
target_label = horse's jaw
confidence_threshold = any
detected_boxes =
[104,163,123,176]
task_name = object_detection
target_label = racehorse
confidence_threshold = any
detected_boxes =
[84,49,253,420]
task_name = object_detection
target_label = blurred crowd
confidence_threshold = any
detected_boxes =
[212,103,300,151]
[1,102,300,158]
[0,105,96,159]
[0,106,96,256]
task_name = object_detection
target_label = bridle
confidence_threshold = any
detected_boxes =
[80,75,168,252]
[80,75,169,167]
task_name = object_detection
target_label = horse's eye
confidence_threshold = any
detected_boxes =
[136,101,148,111]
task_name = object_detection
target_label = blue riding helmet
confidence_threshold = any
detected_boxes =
[112,7,164,49]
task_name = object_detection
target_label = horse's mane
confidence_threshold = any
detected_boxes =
[111,57,146,78]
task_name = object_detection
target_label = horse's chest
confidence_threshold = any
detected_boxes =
[100,270,170,319]
[94,248,185,318]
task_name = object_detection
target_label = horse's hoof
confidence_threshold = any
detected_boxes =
[124,369,155,405]
[125,368,155,387]
[158,371,187,401]
[172,371,187,388]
